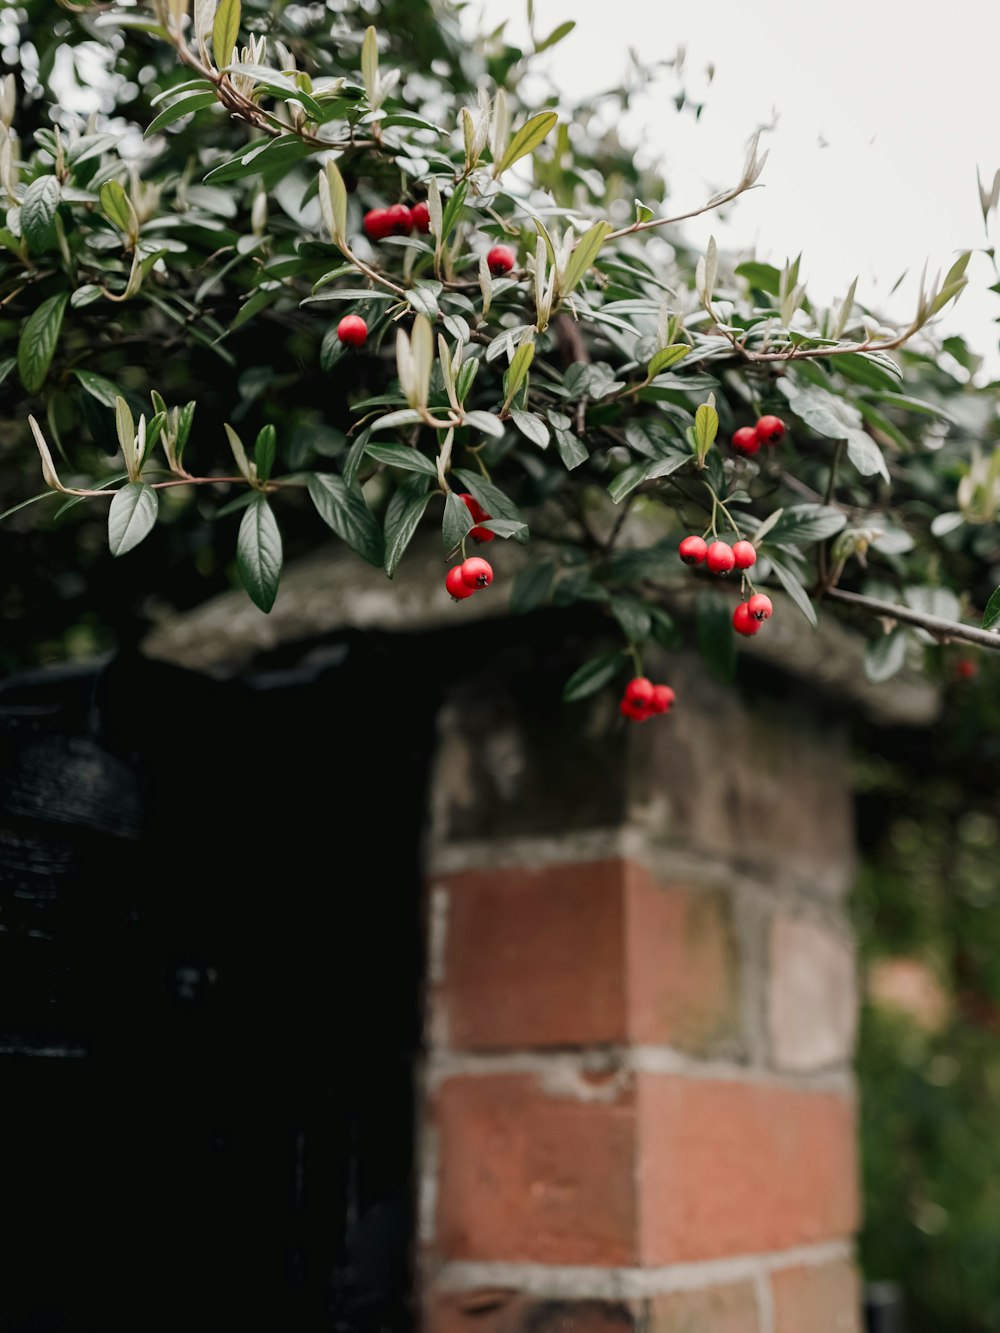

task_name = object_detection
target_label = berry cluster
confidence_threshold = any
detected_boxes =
[679,535,757,574]
[459,492,494,543]
[362,201,432,242]
[731,414,786,456]
[445,556,494,601]
[619,676,676,723]
[732,594,773,636]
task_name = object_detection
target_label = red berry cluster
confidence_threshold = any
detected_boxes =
[363,201,432,242]
[337,314,368,347]
[459,492,494,543]
[679,535,757,575]
[486,245,516,276]
[732,594,773,636]
[445,556,494,601]
[619,676,676,723]
[731,414,786,456]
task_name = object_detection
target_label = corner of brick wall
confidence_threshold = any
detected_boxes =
[419,652,861,1333]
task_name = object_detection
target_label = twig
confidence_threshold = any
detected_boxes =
[826,587,1000,653]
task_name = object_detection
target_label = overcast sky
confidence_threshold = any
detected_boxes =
[472,0,1000,376]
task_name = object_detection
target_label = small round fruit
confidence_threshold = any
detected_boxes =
[732,603,761,637]
[732,540,757,570]
[624,677,655,708]
[747,592,773,622]
[649,684,676,714]
[487,245,516,276]
[620,697,650,722]
[955,657,979,681]
[756,414,786,445]
[706,541,736,575]
[445,566,474,601]
[411,201,431,233]
[459,492,495,543]
[385,203,414,235]
[337,314,368,347]
[363,208,390,242]
[460,556,493,589]
[679,535,708,566]
[732,425,760,456]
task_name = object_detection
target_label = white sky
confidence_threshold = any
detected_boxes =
[473,0,1000,375]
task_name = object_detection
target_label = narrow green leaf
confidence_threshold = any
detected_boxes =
[254,423,276,482]
[535,19,575,52]
[442,489,473,551]
[476,518,527,539]
[511,409,550,448]
[607,462,648,504]
[18,292,68,394]
[452,468,528,542]
[561,220,610,297]
[494,110,559,176]
[693,397,719,460]
[983,586,1000,632]
[0,491,60,524]
[370,408,424,432]
[237,493,282,613]
[108,481,159,556]
[145,90,217,136]
[212,0,240,62]
[73,368,124,408]
[439,181,467,242]
[554,427,588,470]
[647,344,691,378]
[361,25,379,104]
[21,176,61,253]
[764,504,846,545]
[769,558,818,628]
[306,472,383,566]
[384,476,432,577]
[562,649,626,702]
[0,357,15,387]
[365,442,437,475]
[464,410,505,438]
[502,339,535,408]
[100,180,136,234]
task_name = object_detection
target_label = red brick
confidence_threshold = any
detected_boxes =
[624,863,738,1050]
[649,1283,759,1333]
[434,1073,637,1265]
[437,861,627,1049]
[637,1075,858,1262]
[772,1261,861,1333]
[426,1293,639,1333]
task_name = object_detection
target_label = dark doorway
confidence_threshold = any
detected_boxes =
[0,638,432,1333]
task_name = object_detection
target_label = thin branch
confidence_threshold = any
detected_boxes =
[606,180,754,243]
[826,586,1000,653]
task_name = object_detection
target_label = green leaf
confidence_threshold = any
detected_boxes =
[408,282,439,319]
[464,410,505,438]
[511,409,550,449]
[439,181,468,243]
[306,473,383,566]
[452,469,528,541]
[562,649,626,702]
[535,19,575,52]
[100,180,136,234]
[846,431,889,482]
[494,110,559,176]
[145,90,218,136]
[734,260,782,296]
[370,408,424,432]
[554,427,588,470]
[510,561,556,614]
[648,344,691,377]
[442,489,473,551]
[108,481,159,556]
[561,220,611,297]
[21,176,61,253]
[365,442,437,475]
[213,0,240,62]
[18,292,68,394]
[765,504,847,545]
[769,558,818,628]
[476,518,527,539]
[697,593,736,684]
[0,357,15,387]
[0,491,60,524]
[865,629,907,683]
[611,596,652,644]
[931,512,964,538]
[501,339,535,409]
[320,158,348,244]
[693,397,719,461]
[237,493,282,613]
[73,368,124,408]
[383,476,432,577]
[983,587,1000,632]
[361,25,379,104]
[254,423,277,482]
[608,462,648,504]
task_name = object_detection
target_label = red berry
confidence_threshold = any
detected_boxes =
[756,414,786,445]
[706,541,735,575]
[620,697,650,722]
[732,540,757,570]
[487,245,516,276]
[679,535,708,565]
[411,201,431,233]
[460,556,493,589]
[955,657,979,680]
[733,602,761,637]
[649,684,676,714]
[459,492,495,543]
[747,593,773,621]
[445,566,474,601]
[624,677,655,707]
[732,426,760,456]
[363,208,391,242]
[385,203,413,235]
[337,314,368,347]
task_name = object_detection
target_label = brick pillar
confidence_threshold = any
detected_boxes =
[419,651,861,1333]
